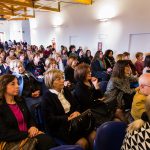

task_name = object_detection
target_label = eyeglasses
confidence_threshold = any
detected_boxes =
[143,84,150,87]
[55,76,64,81]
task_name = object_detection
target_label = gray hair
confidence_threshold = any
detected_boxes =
[9,59,23,72]
[44,69,64,89]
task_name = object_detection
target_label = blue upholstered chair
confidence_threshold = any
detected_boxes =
[50,145,83,150]
[94,121,127,150]
[99,81,108,93]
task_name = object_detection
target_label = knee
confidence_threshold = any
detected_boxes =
[75,137,89,150]
[88,130,96,142]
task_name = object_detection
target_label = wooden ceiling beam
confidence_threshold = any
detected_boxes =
[13,6,25,12]
[0,11,13,16]
[0,10,34,18]
[0,3,12,10]
[0,0,60,12]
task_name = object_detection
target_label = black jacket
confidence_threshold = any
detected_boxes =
[41,88,80,143]
[0,98,36,142]
[64,66,76,84]
[74,81,104,112]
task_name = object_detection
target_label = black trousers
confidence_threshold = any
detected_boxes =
[35,134,57,150]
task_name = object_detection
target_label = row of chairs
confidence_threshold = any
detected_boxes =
[32,103,127,150]
[49,121,127,150]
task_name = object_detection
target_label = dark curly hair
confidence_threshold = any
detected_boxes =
[112,60,129,79]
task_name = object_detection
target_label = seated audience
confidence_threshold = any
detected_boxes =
[9,60,42,111]
[121,95,150,150]
[44,58,58,71]
[67,45,78,57]
[64,56,78,88]
[104,49,115,69]
[74,63,103,112]
[91,51,112,81]
[123,52,137,76]
[0,56,9,75]
[85,49,93,65]
[143,54,150,73]
[131,73,150,120]
[135,52,144,76]
[116,54,125,61]
[42,69,96,150]
[104,60,138,121]
[0,74,56,150]
[61,46,68,67]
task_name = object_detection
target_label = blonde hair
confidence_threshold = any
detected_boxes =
[127,95,150,132]
[9,59,23,72]
[44,69,64,89]
[116,54,125,61]
[45,58,57,70]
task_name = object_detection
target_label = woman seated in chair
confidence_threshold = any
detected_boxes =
[104,60,138,121]
[74,63,104,112]
[42,69,96,150]
[9,59,42,112]
[0,74,56,150]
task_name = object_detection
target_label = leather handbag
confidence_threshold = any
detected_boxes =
[0,137,37,150]
[69,109,95,136]
[91,99,114,127]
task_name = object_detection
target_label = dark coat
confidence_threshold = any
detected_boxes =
[41,88,80,143]
[0,98,36,142]
[0,65,10,75]
[64,66,75,84]
[74,81,104,112]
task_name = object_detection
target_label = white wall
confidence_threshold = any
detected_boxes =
[0,21,10,41]
[1,0,150,58]
[22,20,31,44]
[9,21,23,42]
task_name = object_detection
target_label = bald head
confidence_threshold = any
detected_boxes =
[139,73,150,96]
[139,73,150,86]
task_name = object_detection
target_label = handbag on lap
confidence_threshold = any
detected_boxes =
[69,109,95,137]
[0,137,37,150]
[91,99,115,127]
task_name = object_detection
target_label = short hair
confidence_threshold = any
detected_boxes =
[69,45,76,51]
[74,63,90,82]
[67,56,77,66]
[116,54,125,61]
[9,59,23,72]
[44,69,64,89]
[45,58,57,68]
[112,60,129,78]
[135,52,143,59]
[123,52,130,56]
[139,73,150,86]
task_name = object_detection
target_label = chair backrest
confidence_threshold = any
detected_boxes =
[31,102,45,131]
[50,145,83,150]
[94,121,127,150]
[100,81,108,93]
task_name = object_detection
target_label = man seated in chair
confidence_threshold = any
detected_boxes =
[131,73,150,120]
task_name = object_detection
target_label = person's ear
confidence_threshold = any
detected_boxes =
[140,84,144,89]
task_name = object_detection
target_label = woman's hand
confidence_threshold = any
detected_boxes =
[91,77,100,89]
[107,68,112,74]
[64,81,71,87]
[28,126,39,138]
[68,111,80,121]
[32,90,40,98]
